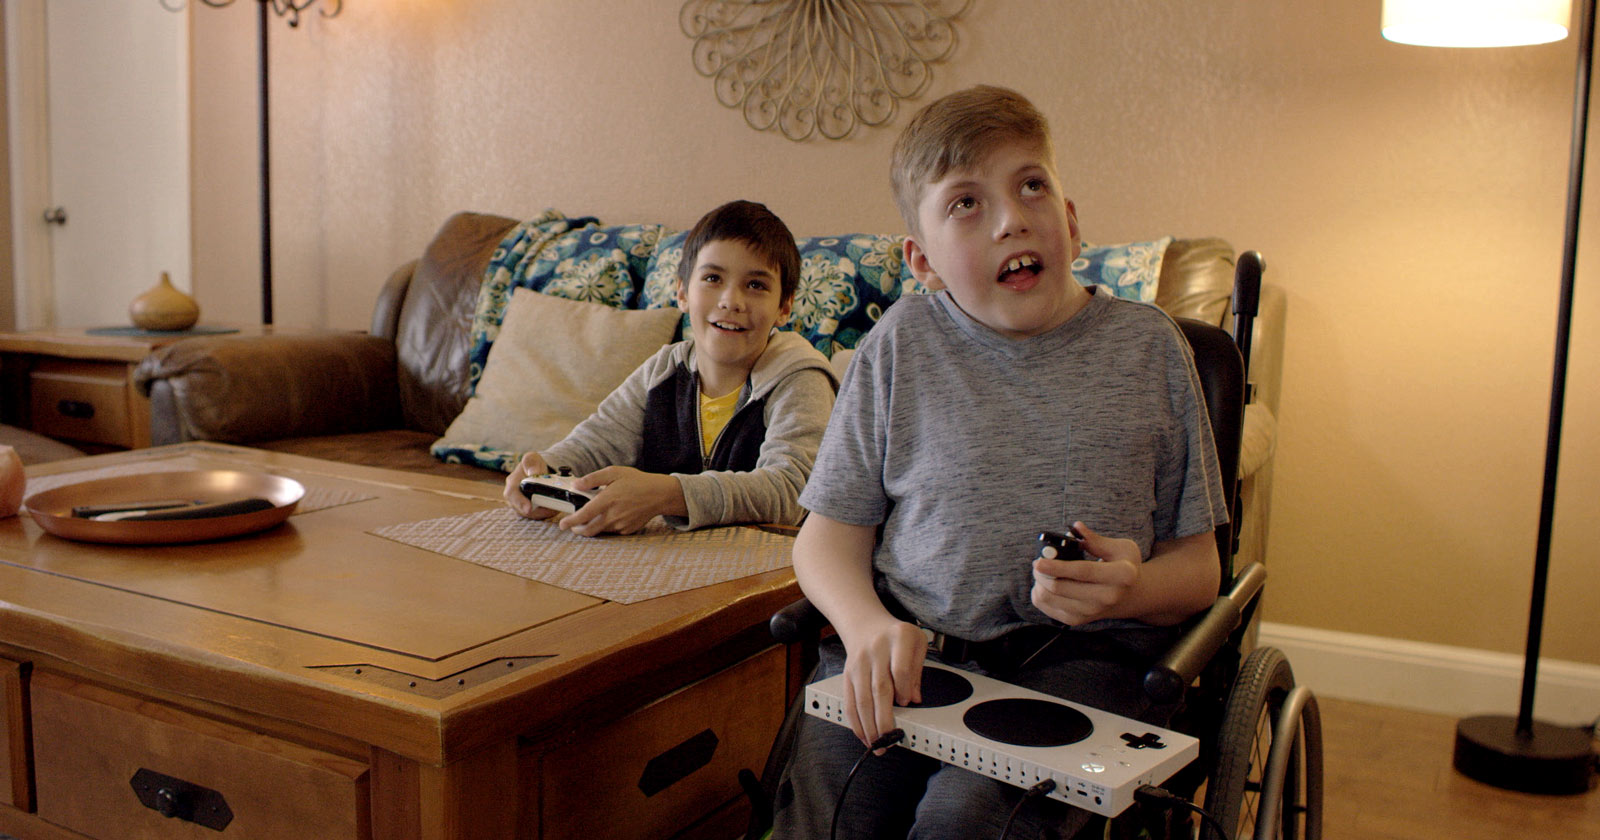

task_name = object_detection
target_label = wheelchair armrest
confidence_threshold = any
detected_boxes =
[771,597,829,645]
[1143,561,1267,704]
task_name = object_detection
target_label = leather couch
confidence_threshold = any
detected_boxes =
[134,211,1285,570]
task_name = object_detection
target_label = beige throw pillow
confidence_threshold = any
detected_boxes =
[437,288,682,455]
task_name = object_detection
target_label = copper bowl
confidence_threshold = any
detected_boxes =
[24,470,304,545]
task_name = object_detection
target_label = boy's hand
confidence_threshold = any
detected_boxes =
[555,466,686,537]
[503,452,559,520]
[837,615,926,751]
[1030,521,1141,625]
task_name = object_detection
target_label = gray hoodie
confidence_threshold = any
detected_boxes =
[542,330,838,529]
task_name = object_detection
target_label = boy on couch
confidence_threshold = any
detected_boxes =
[502,199,837,535]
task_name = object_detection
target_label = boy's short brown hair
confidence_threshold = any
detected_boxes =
[889,85,1056,233]
[677,200,803,304]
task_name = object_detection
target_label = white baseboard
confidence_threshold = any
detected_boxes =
[1258,622,1600,726]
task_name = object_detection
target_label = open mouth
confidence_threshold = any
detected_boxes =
[997,254,1043,286]
[710,320,749,333]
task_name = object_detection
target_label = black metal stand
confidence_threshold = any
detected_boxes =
[1452,0,1600,796]
[257,0,272,325]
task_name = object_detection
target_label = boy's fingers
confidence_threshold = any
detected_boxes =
[1034,556,1098,583]
[576,467,612,490]
[870,668,897,744]
[876,668,897,714]
[559,503,603,535]
[846,678,863,742]
[890,644,925,706]
[842,673,869,746]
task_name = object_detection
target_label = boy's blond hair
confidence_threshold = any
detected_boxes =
[889,85,1056,234]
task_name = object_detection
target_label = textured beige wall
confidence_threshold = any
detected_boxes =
[191,0,1599,666]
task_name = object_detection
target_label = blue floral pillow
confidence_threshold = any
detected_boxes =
[642,230,928,357]
[640,230,689,306]
[468,214,668,389]
[1073,237,1172,303]
[791,234,924,357]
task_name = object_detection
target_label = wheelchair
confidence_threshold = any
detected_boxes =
[742,253,1324,840]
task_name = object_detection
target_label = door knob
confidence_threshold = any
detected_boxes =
[42,206,67,225]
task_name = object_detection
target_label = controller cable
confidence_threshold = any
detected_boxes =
[996,778,1057,840]
[829,729,906,840]
[1134,784,1229,840]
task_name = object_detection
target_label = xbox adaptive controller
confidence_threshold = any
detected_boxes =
[518,467,597,514]
[1037,527,1087,561]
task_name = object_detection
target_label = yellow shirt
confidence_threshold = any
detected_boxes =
[699,387,742,458]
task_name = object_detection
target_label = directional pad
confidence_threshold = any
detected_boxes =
[1120,731,1167,750]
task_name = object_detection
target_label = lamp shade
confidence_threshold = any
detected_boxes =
[1383,0,1571,46]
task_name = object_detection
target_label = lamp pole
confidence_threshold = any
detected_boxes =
[164,0,343,323]
[1451,0,1600,795]
[257,0,272,325]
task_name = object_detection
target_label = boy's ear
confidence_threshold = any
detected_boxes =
[903,236,945,291]
[1065,198,1082,262]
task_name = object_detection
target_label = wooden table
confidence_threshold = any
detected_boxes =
[0,326,270,450]
[0,444,799,840]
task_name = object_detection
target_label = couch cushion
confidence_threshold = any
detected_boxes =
[466,216,675,392]
[530,223,664,306]
[433,289,683,470]
[1154,237,1235,326]
[1074,237,1172,304]
[397,211,519,436]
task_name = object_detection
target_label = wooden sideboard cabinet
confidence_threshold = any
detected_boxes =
[0,326,270,450]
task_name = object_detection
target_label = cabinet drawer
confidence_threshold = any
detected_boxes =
[537,645,786,840]
[31,672,369,840]
[1,656,29,811]
[29,359,138,447]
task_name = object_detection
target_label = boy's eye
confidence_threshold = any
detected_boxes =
[948,196,978,217]
[700,272,721,283]
[1021,177,1047,196]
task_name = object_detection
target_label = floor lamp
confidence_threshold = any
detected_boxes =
[165,0,342,324]
[1384,0,1599,795]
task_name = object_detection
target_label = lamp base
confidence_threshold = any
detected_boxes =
[1453,714,1596,794]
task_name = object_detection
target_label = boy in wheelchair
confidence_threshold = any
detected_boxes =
[770,85,1229,839]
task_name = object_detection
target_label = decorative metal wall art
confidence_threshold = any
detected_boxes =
[159,0,341,28]
[680,0,972,141]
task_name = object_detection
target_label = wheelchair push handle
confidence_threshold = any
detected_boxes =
[1143,561,1267,704]
[1230,250,1264,392]
[1232,250,1264,319]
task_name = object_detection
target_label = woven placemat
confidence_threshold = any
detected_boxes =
[371,507,795,603]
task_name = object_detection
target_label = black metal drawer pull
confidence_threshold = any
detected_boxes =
[57,399,95,419]
[637,728,720,797]
[130,768,234,831]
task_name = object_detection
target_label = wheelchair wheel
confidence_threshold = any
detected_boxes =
[1205,647,1323,839]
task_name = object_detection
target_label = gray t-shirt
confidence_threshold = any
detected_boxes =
[799,289,1228,641]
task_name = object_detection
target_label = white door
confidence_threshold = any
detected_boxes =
[6,0,190,330]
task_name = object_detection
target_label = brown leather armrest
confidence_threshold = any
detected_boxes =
[134,333,402,444]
